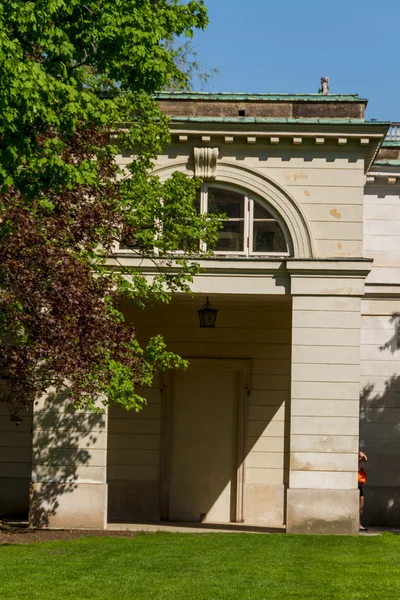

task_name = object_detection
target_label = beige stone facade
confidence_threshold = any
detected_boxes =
[1,94,399,533]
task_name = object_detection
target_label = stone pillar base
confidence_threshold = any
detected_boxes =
[29,483,107,529]
[286,489,359,534]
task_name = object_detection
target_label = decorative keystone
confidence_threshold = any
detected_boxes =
[194,147,219,179]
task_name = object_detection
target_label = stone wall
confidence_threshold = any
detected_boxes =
[360,299,400,526]
[157,94,366,120]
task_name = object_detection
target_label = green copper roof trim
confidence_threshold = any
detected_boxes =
[169,116,389,125]
[156,92,367,103]
[374,160,400,166]
[381,140,400,147]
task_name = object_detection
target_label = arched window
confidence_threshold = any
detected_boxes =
[201,184,290,256]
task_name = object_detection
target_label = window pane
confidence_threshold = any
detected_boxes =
[208,188,244,218]
[253,202,274,219]
[211,221,244,252]
[253,221,287,253]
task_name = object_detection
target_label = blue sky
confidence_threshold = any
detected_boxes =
[190,0,400,122]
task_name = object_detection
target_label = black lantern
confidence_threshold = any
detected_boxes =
[198,296,218,329]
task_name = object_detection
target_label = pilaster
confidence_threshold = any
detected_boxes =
[29,394,108,529]
[286,260,371,534]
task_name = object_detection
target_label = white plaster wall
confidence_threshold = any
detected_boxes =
[364,184,400,285]
[118,139,366,260]
[220,144,365,259]
[360,299,400,526]
[360,181,400,526]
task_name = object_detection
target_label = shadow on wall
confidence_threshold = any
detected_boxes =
[107,298,292,527]
[378,313,400,354]
[360,313,400,527]
[107,387,288,526]
[29,391,100,528]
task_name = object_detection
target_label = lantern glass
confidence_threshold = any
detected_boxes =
[198,297,218,328]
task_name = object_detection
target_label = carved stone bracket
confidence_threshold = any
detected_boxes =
[194,147,219,179]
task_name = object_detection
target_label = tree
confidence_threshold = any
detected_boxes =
[0,0,220,420]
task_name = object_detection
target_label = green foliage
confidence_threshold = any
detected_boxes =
[0,1,208,192]
[103,359,147,413]
[0,0,218,417]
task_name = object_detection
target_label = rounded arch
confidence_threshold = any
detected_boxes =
[151,160,314,258]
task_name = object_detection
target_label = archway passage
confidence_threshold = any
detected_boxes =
[107,296,292,528]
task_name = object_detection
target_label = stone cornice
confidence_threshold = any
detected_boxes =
[109,256,373,277]
[286,259,373,277]
[168,123,387,173]
[364,283,400,298]
[108,256,374,297]
[169,122,386,139]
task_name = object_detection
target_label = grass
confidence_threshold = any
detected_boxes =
[1,532,400,599]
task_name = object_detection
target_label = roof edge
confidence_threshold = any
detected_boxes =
[168,116,389,126]
[156,92,367,103]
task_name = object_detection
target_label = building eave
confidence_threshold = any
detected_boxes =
[155,92,367,103]
[170,116,371,125]
[166,120,388,174]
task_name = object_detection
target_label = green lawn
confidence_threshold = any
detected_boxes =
[1,532,400,599]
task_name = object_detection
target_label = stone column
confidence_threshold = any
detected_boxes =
[29,394,108,529]
[286,260,371,534]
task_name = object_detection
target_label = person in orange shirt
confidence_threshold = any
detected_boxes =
[358,449,368,531]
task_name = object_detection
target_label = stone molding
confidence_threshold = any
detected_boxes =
[193,147,219,179]
[151,160,315,259]
[286,259,373,275]
[108,257,375,297]
[287,259,373,296]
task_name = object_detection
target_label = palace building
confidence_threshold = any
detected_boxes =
[1,92,399,533]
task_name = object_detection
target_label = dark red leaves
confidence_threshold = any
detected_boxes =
[0,127,143,418]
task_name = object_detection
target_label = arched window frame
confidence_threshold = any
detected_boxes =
[119,160,314,258]
[201,183,292,257]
